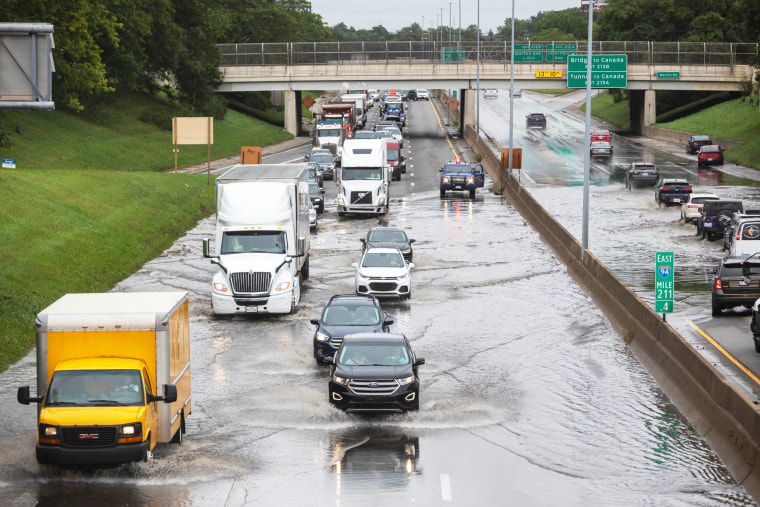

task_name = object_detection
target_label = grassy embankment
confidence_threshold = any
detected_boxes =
[584,91,760,170]
[0,93,295,372]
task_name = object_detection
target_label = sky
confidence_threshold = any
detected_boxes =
[308,0,582,34]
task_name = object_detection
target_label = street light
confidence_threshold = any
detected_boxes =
[581,0,596,259]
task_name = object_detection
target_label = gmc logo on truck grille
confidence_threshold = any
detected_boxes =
[79,433,99,440]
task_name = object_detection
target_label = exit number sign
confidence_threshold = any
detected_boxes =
[655,252,674,313]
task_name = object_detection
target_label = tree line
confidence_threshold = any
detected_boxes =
[1,0,758,116]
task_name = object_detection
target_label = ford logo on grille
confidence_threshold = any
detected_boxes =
[79,433,99,440]
[368,382,379,388]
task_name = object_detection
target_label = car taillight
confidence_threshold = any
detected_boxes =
[688,205,699,209]
[737,231,741,240]
[661,187,669,191]
[706,217,713,223]
[714,278,723,290]
[684,187,692,192]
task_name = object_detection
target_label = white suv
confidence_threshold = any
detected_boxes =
[680,193,720,224]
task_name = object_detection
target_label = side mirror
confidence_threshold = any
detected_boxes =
[351,262,358,268]
[414,358,426,366]
[304,155,309,161]
[408,263,415,270]
[360,238,366,245]
[384,316,395,326]
[409,239,416,244]
[310,318,319,325]
[439,168,443,172]
[202,238,214,258]
[163,384,178,404]
[322,356,335,365]
[17,385,43,405]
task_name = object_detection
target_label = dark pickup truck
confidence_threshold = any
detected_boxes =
[655,178,692,207]
[526,113,547,128]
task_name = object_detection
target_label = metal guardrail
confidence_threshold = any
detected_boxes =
[218,41,758,67]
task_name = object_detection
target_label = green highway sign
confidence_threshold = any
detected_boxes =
[514,44,543,62]
[443,47,464,63]
[546,43,577,62]
[655,252,674,313]
[657,71,680,79]
[567,54,627,88]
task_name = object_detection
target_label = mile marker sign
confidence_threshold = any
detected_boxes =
[655,252,674,313]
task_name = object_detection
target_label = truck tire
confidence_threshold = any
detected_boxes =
[469,189,476,199]
[755,339,760,354]
[302,257,310,280]
[440,189,446,198]
[171,413,185,445]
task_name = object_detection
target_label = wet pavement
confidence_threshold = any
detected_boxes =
[0,95,755,506]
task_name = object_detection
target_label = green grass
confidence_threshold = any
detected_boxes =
[656,94,760,169]
[581,91,630,130]
[0,92,293,372]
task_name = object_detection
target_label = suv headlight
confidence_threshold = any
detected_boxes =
[398,376,415,385]
[356,272,370,282]
[466,176,474,184]
[315,332,330,342]
[442,176,450,183]
[397,272,410,281]
[333,375,350,385]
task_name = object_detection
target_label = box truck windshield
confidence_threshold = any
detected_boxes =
[46,369,144,406]
[221,230,286,255]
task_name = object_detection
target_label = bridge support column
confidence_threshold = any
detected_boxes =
[284,89,302,137]
[628,89,656,135]
[463,88,476,129]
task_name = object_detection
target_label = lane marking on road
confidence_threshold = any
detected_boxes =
[440,473,453,502]
[427,99,459,159]
[685,318,760,385]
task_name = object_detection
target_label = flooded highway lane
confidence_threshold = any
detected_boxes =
[0,96,754,505]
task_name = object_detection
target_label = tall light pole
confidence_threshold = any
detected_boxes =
[449,2,452,43]
[581,0,594,259]
[508,0,514,181]
[476,0,480,134]
[458,0,461,44]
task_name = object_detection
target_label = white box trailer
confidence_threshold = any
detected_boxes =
[203,164,311,315]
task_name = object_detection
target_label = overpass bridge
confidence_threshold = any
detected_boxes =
[216,40,758,135]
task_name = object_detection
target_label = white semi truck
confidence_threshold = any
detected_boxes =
[337,139,390,217]
[203,164,311,315]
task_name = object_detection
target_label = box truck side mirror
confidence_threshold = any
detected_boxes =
[17,386,43,405]
[147,384,177,404]
[203,238,216,259]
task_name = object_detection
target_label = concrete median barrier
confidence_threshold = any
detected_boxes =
[465,124,760,499]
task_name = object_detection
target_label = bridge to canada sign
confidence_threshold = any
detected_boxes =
[567,54,627,88]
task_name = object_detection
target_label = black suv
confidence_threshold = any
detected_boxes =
[697,199,744,241]
[526,113,546,128]
[711,256,760,316]
[311,295,393,366]
[361,227,415,262]
[654,178,691,207]
[325,333,425,413]
[686,135,712,154]
[308,182,325,213]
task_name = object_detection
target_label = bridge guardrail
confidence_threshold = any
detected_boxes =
[219,41,758,67]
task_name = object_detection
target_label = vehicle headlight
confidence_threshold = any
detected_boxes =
[334,375,350,385]
[397,272,410,281]
[400,247,411,254]
[38,424,60,444]
[466,176,474,184]
[213,282,228,293]
[120,423,142,436]
[275,281,291,291]
[42,425,58,437]
[356,272,371,282]
[316,332,330,342]
[442,177,450,183]
[338,197,345,206]
[398,376,415,385]
[378,197,385,206]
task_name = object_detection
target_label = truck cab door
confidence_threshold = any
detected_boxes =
[475,172,485,188]
[143,368,158,450]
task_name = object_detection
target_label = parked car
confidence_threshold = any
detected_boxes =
[680,193,720,223]
[309,200,318,230]
[309,182,325,213]
[697,145,724,166]
[361,227,415,262]
[526,113,547,128]
[306,161,324,190]
[590,141,613,160]
[625,162,659,189]
[686,135,712,154]
[310,295,393,366]
[654,178,692,207]
[353,248,414,299]
[324,333,425,412]
[711,256,760,316]
[484,89,498,99]
[697,199,744,240]
[415,89,430,100]
[591,129,611,142]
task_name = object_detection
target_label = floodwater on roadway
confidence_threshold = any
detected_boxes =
[0,179,753,504]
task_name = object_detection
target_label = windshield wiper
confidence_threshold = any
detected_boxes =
[45,401,78,406]
[87,399,127,405]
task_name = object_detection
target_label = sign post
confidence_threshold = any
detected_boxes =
[655,252,674,319]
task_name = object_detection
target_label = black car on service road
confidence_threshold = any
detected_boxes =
[686,135,713,154]
[526,113,547,128]
[325,333,425,413]
[711,256,760,316]
[360,227,415,262]
[654,178,692,207]
[311,295,393,366]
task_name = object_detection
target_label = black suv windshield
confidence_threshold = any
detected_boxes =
[338,344,409,366]
[322,304,380,326]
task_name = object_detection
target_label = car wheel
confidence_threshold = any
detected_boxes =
[755,339,760,354]
[338,211,345,217]
[440,189,446,198]
[316,357,325,367]
[712,304,722,317]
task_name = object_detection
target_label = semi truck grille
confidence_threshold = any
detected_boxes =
[350,191,373,205]
[62,426,117,447]
[349,379,399,395]
[369,281,397,291]
[230,272,271,294]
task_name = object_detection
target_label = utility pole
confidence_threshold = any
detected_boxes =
[449,2,452,43]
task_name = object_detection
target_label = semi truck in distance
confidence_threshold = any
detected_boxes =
[17,291,191,465]
[203,163,310,315]
[337,139,390,217]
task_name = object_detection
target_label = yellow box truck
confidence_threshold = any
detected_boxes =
[17,291,191,465]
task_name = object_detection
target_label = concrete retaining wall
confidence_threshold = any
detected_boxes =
[464,124,760,499]
[643,125,743,150]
